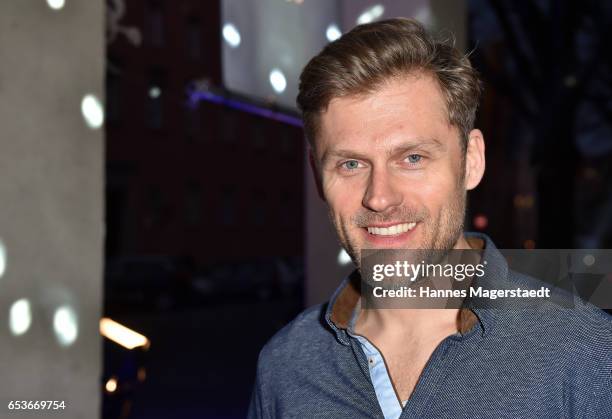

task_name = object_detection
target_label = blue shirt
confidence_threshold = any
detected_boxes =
[348,329,405,418]
[248,234,612,418]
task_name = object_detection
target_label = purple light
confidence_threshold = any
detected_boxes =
[187,87,303,128]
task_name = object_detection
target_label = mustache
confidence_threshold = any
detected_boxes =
[351,206,429,227]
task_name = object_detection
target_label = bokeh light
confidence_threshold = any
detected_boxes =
[222,23,241,48]
[81,94,104,129]
[473,214,488,230]
[148,86,162,98]
[46,0,65,11]
[326,24,342,42]
[53,305,78,347]
[337,248,352,266]
[105,377,118,393]
[100,317,150,350]
[9,299,32,336]
[357,4,385,25]
[269,68,287,94]
[0,238,6,279]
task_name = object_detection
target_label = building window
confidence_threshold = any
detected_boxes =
[185,17,202,60]
[220,187,237,226]
[185,182,203,227]
[184,94,200,142]
[221,111,238,143]
[146,69,166,129]
[252,190,267,227]
[146,0,165,47]
[252,121,267,153]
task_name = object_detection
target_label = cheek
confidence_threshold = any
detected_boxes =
[401,165,459,211]
[327,189,358,224]
[323,175,366,218]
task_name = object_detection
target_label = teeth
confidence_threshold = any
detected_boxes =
[367,222,416,236]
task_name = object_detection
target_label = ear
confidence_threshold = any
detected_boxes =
[308,149,326,202]
[464,129,485,191]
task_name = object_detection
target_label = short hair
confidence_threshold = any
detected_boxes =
[297,18,482,151]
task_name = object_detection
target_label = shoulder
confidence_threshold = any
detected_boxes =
[256,303,332,372]
[485,271,611,414]
[249,304,330,418]
[499,270,612,364]
[510,269,611,327]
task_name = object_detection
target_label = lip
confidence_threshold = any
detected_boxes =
[365,221,414,228]
[361,222,420,247]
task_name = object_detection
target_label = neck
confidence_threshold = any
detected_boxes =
[454,234,472,250]
[354,233,472,340]
[354,308,460,340]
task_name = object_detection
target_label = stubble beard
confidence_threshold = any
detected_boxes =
[330,179,467,272]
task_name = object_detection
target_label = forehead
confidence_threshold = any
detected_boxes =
[317,73,452,152]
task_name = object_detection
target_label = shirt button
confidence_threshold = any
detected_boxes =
[368,357,375,366]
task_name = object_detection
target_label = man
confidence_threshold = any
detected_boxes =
[249,18,611,418]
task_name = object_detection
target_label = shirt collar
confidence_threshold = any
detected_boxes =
[324,232,506,345]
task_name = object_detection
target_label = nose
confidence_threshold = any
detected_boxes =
[362,166,403,213]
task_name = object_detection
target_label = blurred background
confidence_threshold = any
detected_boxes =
[1,0,611,418]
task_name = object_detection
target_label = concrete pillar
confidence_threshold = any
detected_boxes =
[0,1,104,417]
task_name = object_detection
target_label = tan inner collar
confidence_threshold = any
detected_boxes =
[330,236,485,335]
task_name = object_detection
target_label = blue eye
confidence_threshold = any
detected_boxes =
[406,154,422,164]
[343,160,360,170]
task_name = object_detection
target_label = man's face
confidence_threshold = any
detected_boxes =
[312,73,483,265]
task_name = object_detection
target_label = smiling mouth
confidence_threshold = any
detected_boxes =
[366,222,417,236]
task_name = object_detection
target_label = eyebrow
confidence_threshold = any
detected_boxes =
[320,137,446,165]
